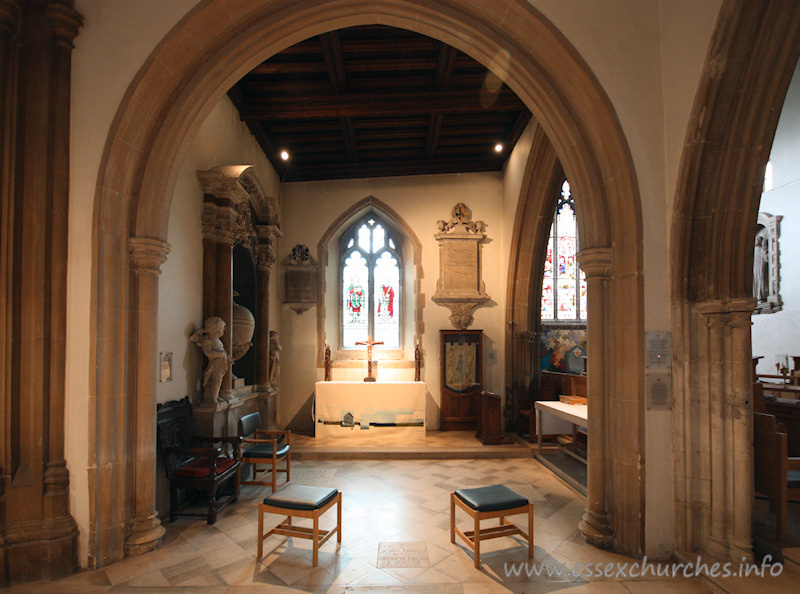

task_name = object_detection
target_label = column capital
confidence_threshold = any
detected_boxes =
[129,237,170,274]
[257,223,283,242]
[576,246,612,279]
[695,298,756,328]
[45,2,82,48]
[0,0,22,32]
[255,243,277,273]
[201,203,237,244]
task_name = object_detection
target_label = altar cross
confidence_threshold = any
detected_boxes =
[356,335,383,382]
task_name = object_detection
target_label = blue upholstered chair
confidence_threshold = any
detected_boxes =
[237,412,290,494]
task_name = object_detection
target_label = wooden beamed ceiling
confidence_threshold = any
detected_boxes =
[228,25,532,182]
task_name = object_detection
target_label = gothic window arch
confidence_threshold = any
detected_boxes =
[541,180,587,322]
[339,213,402,348]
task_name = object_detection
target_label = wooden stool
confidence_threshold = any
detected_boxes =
[450,484,533,568]
[257,483,342,567]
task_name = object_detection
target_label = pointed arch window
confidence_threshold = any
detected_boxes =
[541,180,587,321]
[340,214,402,348]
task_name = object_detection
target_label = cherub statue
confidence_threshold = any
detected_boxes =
[189,316,233,405]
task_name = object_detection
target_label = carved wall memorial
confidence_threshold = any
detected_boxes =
[753,211,782,314]
[283,244,318,314]
[432,203,490,329]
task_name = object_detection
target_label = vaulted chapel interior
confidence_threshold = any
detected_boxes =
[4,0,800,590]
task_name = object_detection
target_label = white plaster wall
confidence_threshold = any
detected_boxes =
[502,119,539,285]
[279,174,505,430]
[753,61,800,373]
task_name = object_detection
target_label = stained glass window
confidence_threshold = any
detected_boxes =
[340,214,402,348]
[541,180,587,321]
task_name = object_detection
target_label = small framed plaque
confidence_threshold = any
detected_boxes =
[159,352,173,383]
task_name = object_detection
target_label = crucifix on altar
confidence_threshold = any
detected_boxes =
[355,335,383,382]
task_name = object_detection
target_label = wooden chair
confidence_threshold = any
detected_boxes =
[238,412,291,493]
[753,412,800,541]
[156,397,241,524]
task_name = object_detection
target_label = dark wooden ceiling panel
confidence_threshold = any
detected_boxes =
[228,25,531,182]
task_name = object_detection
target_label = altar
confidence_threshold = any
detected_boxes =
[315,381,427,438]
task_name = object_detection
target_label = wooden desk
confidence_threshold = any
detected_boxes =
[535,401,588,458]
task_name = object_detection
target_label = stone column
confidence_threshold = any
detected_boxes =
[699,307,730,559]
[696,298,755,562]
[126,238,169,556]
[216,238,234,398]
[0,1,22,583]
[728,299,756,562]
[1,1,81,585]
[576,247,614,547]
[255,226,280,387]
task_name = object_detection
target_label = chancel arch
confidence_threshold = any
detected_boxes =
[671,0,800,562]
[89,0,644,567]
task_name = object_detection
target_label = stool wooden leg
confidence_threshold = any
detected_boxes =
[337,493,342,542]
[528,503,534,558]
[474,512,480,569]
[312,515,319,567]
[257,505,264,559]
[450,493,455,543]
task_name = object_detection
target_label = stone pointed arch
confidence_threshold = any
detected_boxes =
[671,0,800,562]
[90,0,644,564]
[504,124,563,427]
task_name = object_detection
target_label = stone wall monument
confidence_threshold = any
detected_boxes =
[432,203,490,329]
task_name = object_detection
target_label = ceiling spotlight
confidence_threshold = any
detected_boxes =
[494,143,504,153]
[280,150,290,161]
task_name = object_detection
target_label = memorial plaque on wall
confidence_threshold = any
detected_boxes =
[283,244,318,313]
[285,268,316,302]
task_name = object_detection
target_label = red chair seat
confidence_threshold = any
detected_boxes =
[175,456,237,478]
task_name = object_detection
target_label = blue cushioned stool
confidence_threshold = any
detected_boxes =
[450,484,533,568]
[258,483,342,566]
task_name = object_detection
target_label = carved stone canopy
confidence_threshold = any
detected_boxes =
[432,203,490,329]
[197,165,280,225]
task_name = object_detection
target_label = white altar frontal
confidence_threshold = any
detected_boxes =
[315,381,426,438]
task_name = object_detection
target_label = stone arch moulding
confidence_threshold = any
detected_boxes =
[90,0,644,566]
[670,0,800,564]
[504,123,563,431]
[315,195,424,363]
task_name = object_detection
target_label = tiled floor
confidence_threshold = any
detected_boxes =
[9,433,796,592]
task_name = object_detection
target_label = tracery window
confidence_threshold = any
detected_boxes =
[541,180,587,322]
[340,214,402,348]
